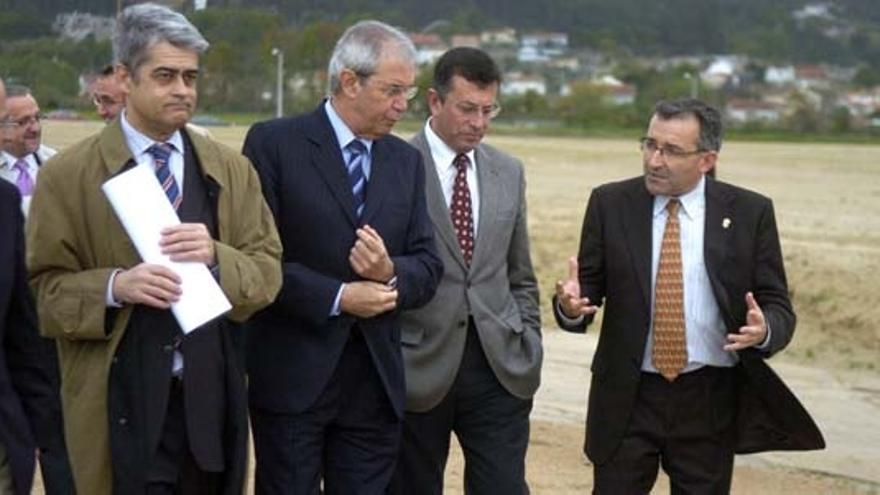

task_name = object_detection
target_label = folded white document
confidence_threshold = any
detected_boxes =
[102,163,232,333]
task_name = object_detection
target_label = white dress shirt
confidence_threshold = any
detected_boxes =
[0,150,40,188]
[424,119,481,235]
[110,112,187,374]
[324,99,375,317]
[1,146,56,216]
[643,175,737,372]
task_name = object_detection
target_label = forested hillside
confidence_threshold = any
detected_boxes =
[1,0,879,66]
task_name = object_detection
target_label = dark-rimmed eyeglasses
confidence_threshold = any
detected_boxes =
[1,114,45,129]
[639,137,704,160]
[93,94,122,108]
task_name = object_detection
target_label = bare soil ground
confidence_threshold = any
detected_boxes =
[35,121,880,493]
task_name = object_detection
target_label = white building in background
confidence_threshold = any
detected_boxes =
[701,56,744,89]
[481,28,517,46]
[53,13,115,42]
[765,65,796,86]
[726,99,783,125]
[409,33,448,66]
[502,72,547,96]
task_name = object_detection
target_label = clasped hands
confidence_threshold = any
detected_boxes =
[112,223,215,309]
[555,256,767,350]
[340,225,398,318]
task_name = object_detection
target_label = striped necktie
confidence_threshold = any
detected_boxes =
[147,143,182,210]
[346,140,367,218]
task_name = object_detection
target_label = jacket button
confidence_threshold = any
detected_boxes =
[163,344,175,353]
[112,356,119,364]
[458,320,467,328]
[118,417,128,426]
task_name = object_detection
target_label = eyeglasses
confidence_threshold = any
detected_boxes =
[454,101,502,120]
[2,113,45,128]
[355,71,419,101]
[93,94,122,108]
[639,137,704,160]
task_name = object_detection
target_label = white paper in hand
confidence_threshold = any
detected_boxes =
[102,163,232,333]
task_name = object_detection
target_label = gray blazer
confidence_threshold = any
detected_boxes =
[400,130,542,412]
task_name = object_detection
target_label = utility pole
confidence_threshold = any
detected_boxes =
[684,72,699,99]
[271,47,284,118]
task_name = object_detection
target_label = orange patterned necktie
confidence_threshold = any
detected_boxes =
[652,198,688,381]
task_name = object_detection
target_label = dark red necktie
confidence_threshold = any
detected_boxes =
[450,153,475,265]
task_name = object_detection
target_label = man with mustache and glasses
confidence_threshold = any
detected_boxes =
[26,4,282,493]
[553,98,823,493]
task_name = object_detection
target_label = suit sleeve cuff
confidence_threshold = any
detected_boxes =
[555,298,585,326]
[756,322,772,350]
[106,269,124,307]
[330,283,344,316]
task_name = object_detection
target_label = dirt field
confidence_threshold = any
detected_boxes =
[36,120,880,493]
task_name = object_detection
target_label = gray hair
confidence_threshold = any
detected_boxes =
[653,98,723,152]
[4,84,31,99]
[113,3,209,76]
[327,20,416,95]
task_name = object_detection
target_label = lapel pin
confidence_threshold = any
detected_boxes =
[722,217,732,229]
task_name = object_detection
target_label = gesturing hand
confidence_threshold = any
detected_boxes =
[724,292,768,351]
[349,225,395,283]
[555,256,597,319]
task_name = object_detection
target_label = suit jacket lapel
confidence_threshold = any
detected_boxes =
[360,140,388,225]
[304,106,358,226]
[704,178,735,323]
[412,131,468,270]
[624,182,654,310]
[470,145,498,270]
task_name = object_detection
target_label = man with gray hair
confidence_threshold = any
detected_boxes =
[27,3,282,494]
[243,20,442,494]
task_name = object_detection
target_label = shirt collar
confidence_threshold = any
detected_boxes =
[424,117,476,170]
[653,174,706,220]
[119,110,184,159]
[324,99,372,153]
[1,151,34,170]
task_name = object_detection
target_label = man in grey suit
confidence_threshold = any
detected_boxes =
[389,47,541,495]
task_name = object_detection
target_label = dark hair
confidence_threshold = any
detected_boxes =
[100,64,115,77]
[653,98,723,152]
[433,47,501,99]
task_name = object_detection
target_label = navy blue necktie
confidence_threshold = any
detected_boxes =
[346,140,367,218]
[147,143,181,210]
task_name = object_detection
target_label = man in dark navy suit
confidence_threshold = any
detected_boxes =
[243,20,443,495]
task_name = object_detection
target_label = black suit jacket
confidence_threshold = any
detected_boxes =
[0,181,56,495]
[242,104,443,418]
[554,176,824,464]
